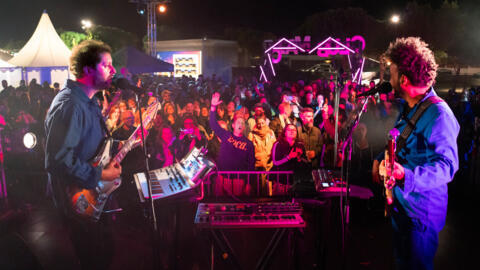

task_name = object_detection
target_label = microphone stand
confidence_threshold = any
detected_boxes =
[134,92,161,270]
[338,95,371,269]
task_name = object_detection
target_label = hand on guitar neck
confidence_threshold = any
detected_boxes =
[101,160,122,181]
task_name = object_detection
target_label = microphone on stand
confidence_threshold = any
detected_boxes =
[357,82,392,97]
[112,75,144,95]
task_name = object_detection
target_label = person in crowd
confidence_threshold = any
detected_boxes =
[150,124,177,168]
[53,82,61,95]
[44,40,121,270]
[162,101,177,128]
[215,103,228,124]
[375,37,459,270]
[210,92,255,196]
[105,104,121,132]
[248,115,276,195]
[207,120,227,162]
[127,97,140,127]
[270,123,307,195]
[226,101,236,122]
[270,102,296,139]
[302,90,317,110]
[175,114,206,159]
[112,110,136,140]
[197,105,212,140]
[118,100,128,114]
[247,103,270,133]
[297,107,323,170]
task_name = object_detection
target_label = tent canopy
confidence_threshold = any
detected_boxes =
[0,59,14,68]
[113,46,173,74]
[8,10,71,67]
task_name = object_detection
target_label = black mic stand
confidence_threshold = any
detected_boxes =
[134,92,161,270]
[338,95,371,269]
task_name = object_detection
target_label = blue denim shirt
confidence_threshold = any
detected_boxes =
[45,80,105,189]
[392,88,459,232]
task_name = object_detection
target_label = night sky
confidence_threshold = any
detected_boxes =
[0,0,472,45]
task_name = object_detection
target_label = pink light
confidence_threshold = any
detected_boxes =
[267,53,276,76]
[265,38,305,54]
[352,68,360,81]
[351,35,366,51]
[308,37,355,56]
[271,47,298,50]
[259,66,268,83]
[347,54,352,69]
[271,51,282,64]
[357,57,365,84]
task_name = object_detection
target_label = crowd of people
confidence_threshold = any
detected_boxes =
[1,68,479,196]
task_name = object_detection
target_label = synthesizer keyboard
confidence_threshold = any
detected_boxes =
[194,202,305,228]
[134,147,215,202]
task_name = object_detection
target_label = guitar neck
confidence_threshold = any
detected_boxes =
[111,100,160,164]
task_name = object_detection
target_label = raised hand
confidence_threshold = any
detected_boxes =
[211,92,223,107]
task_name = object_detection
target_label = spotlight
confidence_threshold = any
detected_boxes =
[23,132,37,150]
[158,4,167,13]
[390,15,400,24]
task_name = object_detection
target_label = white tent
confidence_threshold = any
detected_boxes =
[8,10,71,85]
[0,59,22,87]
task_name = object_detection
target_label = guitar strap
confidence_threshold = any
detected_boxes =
[395,95,444,155]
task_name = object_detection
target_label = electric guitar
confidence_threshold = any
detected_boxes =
[384,128,399,217]
[66,99,160,222]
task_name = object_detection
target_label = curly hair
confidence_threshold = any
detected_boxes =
[70,40,112,78]
[384,37,438,87]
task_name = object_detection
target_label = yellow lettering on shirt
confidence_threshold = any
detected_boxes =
[227,136,247,151]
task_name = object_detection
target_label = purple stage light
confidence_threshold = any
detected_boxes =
[308,37,355,56]
[259,66,268,83]
[267,53,276,76]
[357,57,365,84]
[265,38,305,54]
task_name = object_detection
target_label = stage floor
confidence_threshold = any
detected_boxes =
[0,173,477,270]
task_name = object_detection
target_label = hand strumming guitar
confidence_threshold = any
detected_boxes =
[101,160,122,181]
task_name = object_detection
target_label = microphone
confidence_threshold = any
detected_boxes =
[112,75,144,94]
[357,82,392,97]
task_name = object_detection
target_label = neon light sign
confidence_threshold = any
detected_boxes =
[259,35,366,83]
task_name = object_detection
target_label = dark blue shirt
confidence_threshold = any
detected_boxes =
[45,79,105,189]
[391,89,459,232]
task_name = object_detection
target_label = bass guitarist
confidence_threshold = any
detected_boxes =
[45,40,121,269]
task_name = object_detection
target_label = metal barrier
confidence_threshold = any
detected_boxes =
[203,170,294,198]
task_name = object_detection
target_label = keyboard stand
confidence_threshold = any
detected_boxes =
[207,227,298,270]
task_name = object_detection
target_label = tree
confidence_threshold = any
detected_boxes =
[223,27,276,57]
[59,31,88,50]
[295,8,388,57]
[91,25,141,52]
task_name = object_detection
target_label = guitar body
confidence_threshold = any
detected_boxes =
[384,128,400,217]
[66,137,123,222]
[68,177,122,221]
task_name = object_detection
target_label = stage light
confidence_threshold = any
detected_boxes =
[391,15,400,24]
[23,132,37,150]
[158,4,167,13]
[81,19,93,30]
